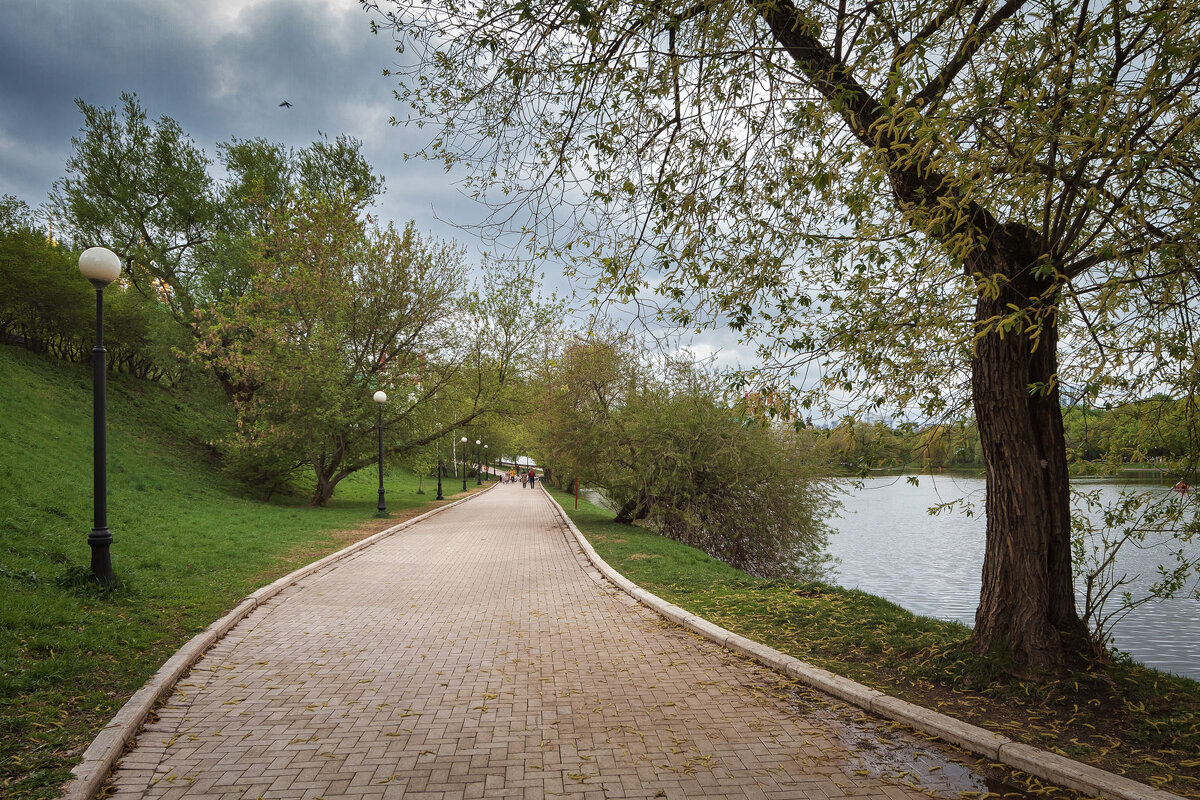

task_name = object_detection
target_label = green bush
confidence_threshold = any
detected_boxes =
[531,333,833,579]
[635,392,833,580]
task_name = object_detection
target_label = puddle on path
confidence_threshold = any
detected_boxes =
[792,688,1073,799]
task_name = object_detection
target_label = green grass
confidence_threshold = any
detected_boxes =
[0,347,474,799]
[549,488,1200,798]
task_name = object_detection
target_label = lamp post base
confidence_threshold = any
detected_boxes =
[88,527,116,586]
[376,488,388,517]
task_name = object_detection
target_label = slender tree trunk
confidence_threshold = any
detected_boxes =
[968,227,1089,674]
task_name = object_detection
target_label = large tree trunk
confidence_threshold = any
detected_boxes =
[311,470,336,506]
[968,226,1090,675]
[614,489,654,524]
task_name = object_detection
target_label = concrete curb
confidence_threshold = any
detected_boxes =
[62,482,497,800]
[541,487,1185,800]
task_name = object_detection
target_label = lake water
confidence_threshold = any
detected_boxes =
[826,475,1200,680]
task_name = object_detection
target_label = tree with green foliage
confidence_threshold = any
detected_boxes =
[531,331,832,578]
[367,0,1200,674]
[199,191,558,504]
[52,93,219,320]
[1,196,188,381]
[52,95,403,410]
[52,95,384,327]
[0,194,36,231]
[198,193,455,504]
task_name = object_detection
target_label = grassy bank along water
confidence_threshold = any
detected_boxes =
[0,346,477,800]
[549,488,1200,799]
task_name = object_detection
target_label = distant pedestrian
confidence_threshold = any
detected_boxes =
[521,471,527,488]
[528,468,536,488]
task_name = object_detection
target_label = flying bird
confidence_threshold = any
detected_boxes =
[279,100,292,108]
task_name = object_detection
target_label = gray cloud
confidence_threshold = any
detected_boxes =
[0,0,481,247]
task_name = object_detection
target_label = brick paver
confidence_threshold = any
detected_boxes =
[105,484,960,799]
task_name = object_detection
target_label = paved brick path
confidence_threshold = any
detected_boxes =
[105,484,945,800]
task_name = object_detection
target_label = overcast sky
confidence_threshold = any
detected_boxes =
[0,0,475,240]
[0,0,751,367]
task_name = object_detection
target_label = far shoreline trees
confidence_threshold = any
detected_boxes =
[818,399,1199,474]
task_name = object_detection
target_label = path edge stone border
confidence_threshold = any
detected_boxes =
[541,487,1185,800]
[62,482,498,800]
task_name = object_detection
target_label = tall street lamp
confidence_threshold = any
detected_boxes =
[483,444,489,481]
[475,439,482,485]
[79,247,122,586]
[373,391,388,516]
[461,436,469,491]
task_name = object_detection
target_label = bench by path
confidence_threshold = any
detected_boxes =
[96,484,999,799]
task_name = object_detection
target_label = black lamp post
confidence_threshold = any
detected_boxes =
[461,436,468,491]
[484,444,489,481]
[79,247,122,586]
[475,439,482,485]
[436,431,444,500]
[373,390,387,516]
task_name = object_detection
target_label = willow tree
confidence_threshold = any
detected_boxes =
[365,0,1200,673]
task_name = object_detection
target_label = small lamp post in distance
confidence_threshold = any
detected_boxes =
[373,391,388,516]
[461,436,469,491]
[78,246,122,586]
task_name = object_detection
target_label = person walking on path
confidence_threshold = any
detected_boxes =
[98,484,981,800]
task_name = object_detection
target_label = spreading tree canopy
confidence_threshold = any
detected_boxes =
[197,192,560,505]
[52,94,385,321]
[365,0,1200,674]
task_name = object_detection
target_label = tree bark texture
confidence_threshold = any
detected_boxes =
[967,226,1089,673]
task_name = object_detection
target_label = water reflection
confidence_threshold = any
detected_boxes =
[819,705,1042,799]
[826,475,1200,680]
[776,685,1048,798]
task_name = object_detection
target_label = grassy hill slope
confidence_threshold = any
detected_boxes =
[0,346,457,799]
